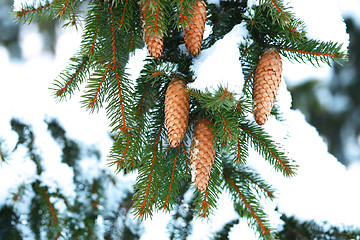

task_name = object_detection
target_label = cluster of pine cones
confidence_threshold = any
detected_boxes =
[141,0,207,58]
[142,1,283,191]
[164,48,281,191]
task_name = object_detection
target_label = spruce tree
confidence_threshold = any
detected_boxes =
[14,0,347,238]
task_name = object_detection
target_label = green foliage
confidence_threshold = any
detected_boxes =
[213,219,240,240]
[277,214,360,240]
[1,119,141,239]
[13,0,347,238]
[167,183,194,240]
[0,205,22,240]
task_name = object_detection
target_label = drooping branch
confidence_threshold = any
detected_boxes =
[90,63,111,108]
[56,56,89,97]
[240,123,296,177]
[138,122,164,217]
[223,172,270,235]
[163,155,178,209]
[109,5,129,132]
[234,169,275,199]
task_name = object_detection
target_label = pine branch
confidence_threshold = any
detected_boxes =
[159,146,189,211]
[240,121,297,177]
[234,167,276,199]
[53,55,90,99]
[223,168,274,239]
[140,0,167,38]
[41,188,59,224]
[231,134,248,165]
[132,114,165,219]
[52,0,82,27]
[163,154,178,209]
[238,39,260,97]
[109,60,175,173]
[10,184,27,203]
[260,0,306,40]
[82,64,111,110]
[82,2,103,56]
[15,1,53,24]
[278,39,348,66]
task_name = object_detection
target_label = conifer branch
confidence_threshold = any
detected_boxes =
[108,5,130,132]
[15,2,52,23]
[199,190,210,218]
[163,155,177,210]
[90,4,102,55]
[278,40,348,66]
[13,0,350,234]
[240,122,297,177]
[135,119,164,219]
[41,188,58,224]
[220,112,232,140]
[223,172,271,236]
[11,185,26,203]
[235,168,275,199]
[261,0,305,39]
[55,56,90,98]
[234,135,248,165]
[90,64,111,109]
[59,0,70,17]
[119,0,129,28]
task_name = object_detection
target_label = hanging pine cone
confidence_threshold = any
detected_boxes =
[252,48,282,125]
[140,3,164,59]
[165,79,190,148]
[190,118,215,191]
[183,0,207,56]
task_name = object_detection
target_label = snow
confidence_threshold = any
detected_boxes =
[3,0,360,239]
[340,0,360,27]
[190,23,248,95]
[206,0,220,7]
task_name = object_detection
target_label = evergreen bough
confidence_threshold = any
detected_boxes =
[14,0,347,238]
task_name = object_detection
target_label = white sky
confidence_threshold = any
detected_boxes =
[2,0,360,239]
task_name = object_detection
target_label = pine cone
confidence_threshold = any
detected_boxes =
[252,48,282,125]
[183,0,207,56]
[140,3,164,59]
[165,79,190,148]
[190,118,215,191]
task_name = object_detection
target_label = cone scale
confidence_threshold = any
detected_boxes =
[165,79,190,148]
[183,0,207,56]
[190,118,215,191]
[252,48,282,125]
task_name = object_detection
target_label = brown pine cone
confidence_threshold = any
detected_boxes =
[165,79,190,148]
[183,0,207,56]
[190,118,215,191]
[140,3,164,59]
[253,48,282,125]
